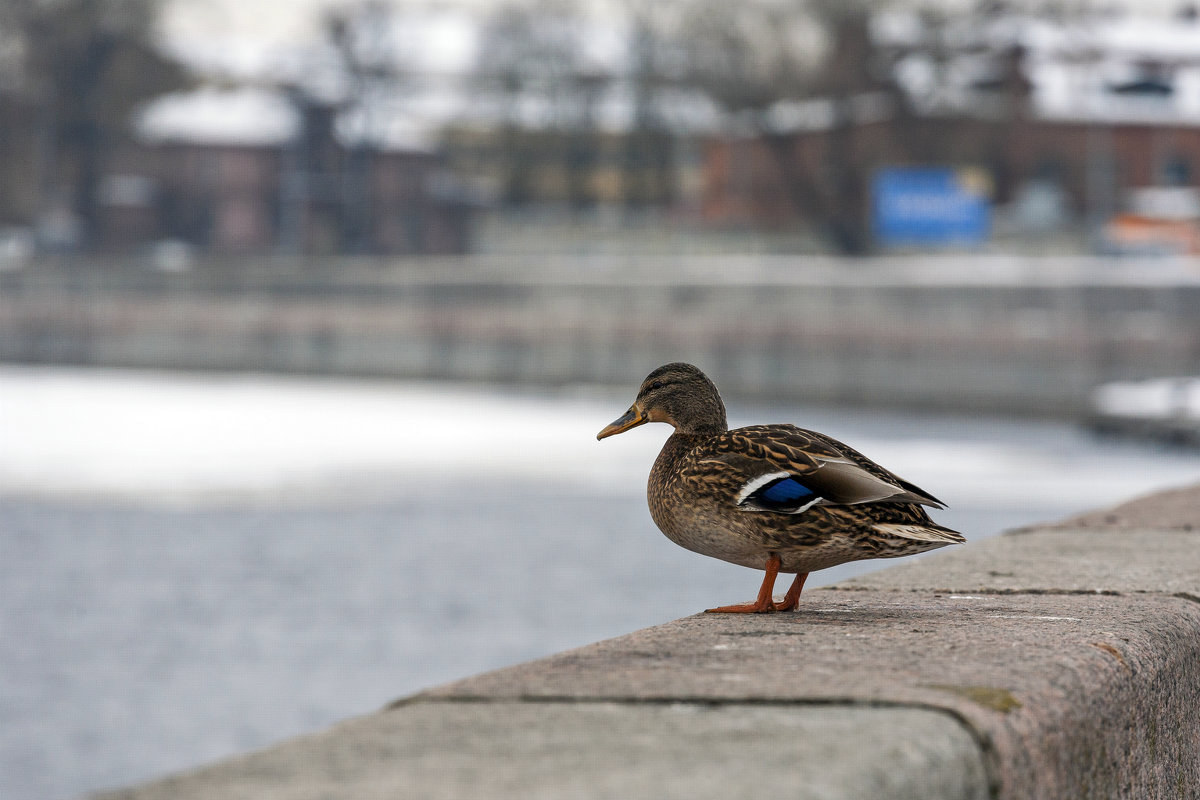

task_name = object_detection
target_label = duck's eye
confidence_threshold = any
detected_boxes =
[645,380,665,394]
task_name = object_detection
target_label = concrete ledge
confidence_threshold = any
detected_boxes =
[94,484,1200,800]
[94,703,988,800]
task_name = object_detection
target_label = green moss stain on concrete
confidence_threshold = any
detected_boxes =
[925,684,1023,713]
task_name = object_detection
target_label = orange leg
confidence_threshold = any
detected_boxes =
[773,571,809,612]
[706,554,782,613]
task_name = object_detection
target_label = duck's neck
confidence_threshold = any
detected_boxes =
[646,430,712,532]
[670,394,727,438]
[649,430,710,492]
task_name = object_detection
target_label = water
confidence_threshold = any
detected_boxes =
[3,367,1200,800]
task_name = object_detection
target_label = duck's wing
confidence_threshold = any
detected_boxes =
[685,424,946,514]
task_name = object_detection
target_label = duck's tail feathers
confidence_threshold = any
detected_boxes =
[872,523,965,544]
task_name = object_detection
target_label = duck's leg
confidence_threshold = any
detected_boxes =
[705,554,781,613]
[773,571,809,612]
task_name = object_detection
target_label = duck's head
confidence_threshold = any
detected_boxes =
[597,362,728,440]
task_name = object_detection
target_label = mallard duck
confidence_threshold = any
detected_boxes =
[597,363,964,613]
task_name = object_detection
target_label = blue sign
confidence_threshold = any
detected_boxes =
[873,167,990,246]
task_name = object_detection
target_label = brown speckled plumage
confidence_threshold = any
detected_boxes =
[598,363,964,613]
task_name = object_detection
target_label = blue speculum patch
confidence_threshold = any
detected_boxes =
[759,477,815,503]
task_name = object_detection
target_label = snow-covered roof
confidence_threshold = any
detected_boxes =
[153,2,719,147]
[150,6,481,149]
[136,86,299,146]
[879,10,1200,126]
[148,3,1200,147]
[135,84,445,152]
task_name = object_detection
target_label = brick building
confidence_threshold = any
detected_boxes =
[95,87,478,255]
[700,11,1200,249]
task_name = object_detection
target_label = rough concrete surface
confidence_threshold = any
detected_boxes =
[91,483,1200,800]
[422,592,1200,800]
[94,703,988,800]
[1047,483,1200,530]
[831,528,1200,596]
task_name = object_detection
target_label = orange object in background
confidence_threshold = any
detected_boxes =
[1106,214,1200,255]
[1106,187,1200,255]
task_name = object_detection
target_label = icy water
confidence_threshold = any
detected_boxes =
[4,367,1200,800]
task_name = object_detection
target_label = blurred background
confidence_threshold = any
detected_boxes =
[3,0,1200,798]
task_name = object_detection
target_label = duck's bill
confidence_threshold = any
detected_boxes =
[596,405,647,440]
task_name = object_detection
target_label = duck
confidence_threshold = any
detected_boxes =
[597,362,964,613]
